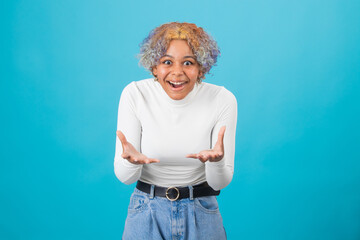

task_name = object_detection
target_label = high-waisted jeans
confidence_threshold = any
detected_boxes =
[122,187,227,240]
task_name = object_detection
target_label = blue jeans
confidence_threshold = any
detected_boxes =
[122,187,227,240]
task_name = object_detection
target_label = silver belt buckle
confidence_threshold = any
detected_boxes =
[165,187,180,201]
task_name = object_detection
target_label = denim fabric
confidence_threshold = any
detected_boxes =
[122,187,227,240]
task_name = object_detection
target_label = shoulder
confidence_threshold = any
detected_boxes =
[122,78,155,93]
[200,82,237,105]
[121,78,157,99]
[118,79,156,110]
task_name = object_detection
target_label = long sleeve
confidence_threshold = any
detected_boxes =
[114,83,143,185]
[205,88,238,190]
[114,79,238,189]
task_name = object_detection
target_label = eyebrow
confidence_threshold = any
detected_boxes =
[163,54,196,60]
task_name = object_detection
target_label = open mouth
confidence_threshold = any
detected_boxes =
[167,81,187,90]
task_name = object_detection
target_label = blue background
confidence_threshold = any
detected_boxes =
[1,0,360,239]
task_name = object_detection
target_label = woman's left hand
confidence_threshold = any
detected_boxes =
[186,126,226,163]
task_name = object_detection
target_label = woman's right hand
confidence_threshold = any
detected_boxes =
[116,130,160,165]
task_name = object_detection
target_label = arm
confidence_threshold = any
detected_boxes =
[205,88,238,190]
[114,83,143,184]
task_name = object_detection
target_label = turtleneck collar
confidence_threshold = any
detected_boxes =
[154,78,202,107]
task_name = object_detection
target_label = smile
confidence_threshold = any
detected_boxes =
[167,81,187,90]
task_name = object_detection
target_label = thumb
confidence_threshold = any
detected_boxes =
[116,130,127,147]
[215,126,226,148]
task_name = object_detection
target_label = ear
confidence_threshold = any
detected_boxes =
[199,71,204,79]
[152,66,158,77]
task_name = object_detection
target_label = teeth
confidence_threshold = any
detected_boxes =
[169,81,185,85]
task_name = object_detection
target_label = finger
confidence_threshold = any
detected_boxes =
[213,152,222,159]
[186,154,199,159]
[147,158,160,163]
[134,159,149,164]
[121,153,130,159]
[208,154,216,162]
[125,158,138,164]
[209,153,221,162]
[215,126,226,148]
[198,154,208,163]
[116,130,128,146]
[211,153,220,161]
[129,158,159,165]
[132,158,148,165]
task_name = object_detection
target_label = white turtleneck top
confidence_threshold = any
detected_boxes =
[114,78,237,191]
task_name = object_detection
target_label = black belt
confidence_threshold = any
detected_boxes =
[136,180,220,201]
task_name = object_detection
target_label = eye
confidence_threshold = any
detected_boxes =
[184,61,193,66]
[162,60,172,65]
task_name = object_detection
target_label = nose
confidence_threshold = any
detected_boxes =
[171,63,184,76]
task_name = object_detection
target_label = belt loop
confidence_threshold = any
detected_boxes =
[188,185,194,201]
[149,184,155,199]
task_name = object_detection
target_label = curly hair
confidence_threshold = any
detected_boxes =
[138,22,220,82]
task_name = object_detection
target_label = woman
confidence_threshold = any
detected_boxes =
[114,22,237,240]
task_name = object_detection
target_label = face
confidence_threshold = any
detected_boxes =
[152,39,203,100]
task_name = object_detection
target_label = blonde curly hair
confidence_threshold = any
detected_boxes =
[138,22,220,82]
